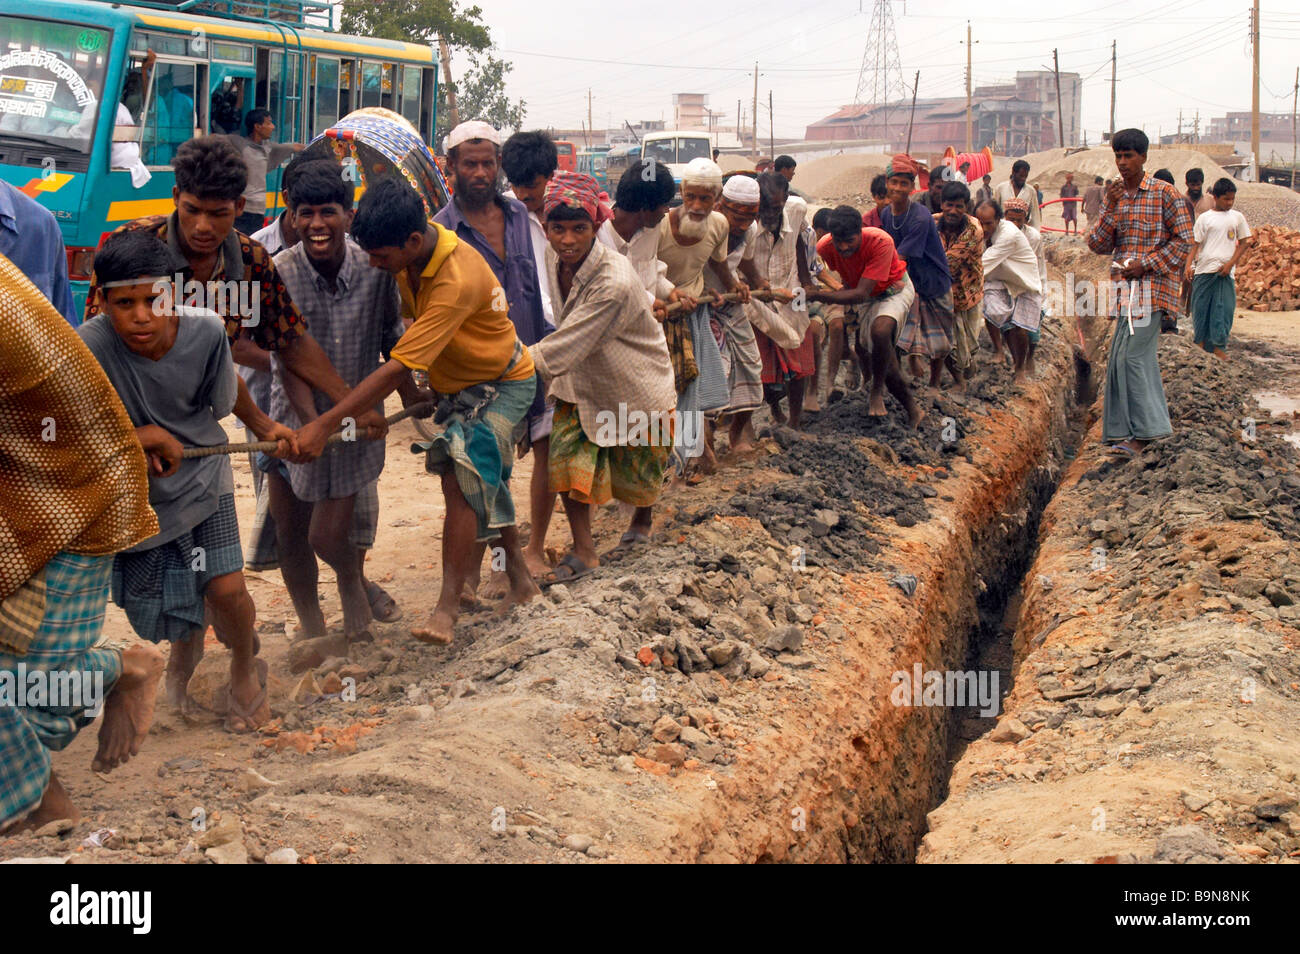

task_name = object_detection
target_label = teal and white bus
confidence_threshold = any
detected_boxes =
[0,0,440,321]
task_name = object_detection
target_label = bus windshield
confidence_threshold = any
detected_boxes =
[0,15,111,154]
[677,137,710,162]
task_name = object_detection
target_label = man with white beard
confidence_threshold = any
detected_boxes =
[656,157,750,472]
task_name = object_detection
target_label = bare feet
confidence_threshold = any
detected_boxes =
[523,548,550,579]
[908,403,926,429]
[769,402,787,425]
[411,607,456,646]
[164,631,204,712]
[4,772,79,833]
[92,642,165,773]
[496,578,541,618]
[1213,348,1229,361]
[365,580,402,622]
[867,390,887,417]
[729,437,755,454]
[479,569,509,600]
[803,394,822,413]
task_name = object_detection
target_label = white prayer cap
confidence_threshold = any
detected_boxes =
[681,157,723,189]
[445,119,501,152]
[721,174,760,204]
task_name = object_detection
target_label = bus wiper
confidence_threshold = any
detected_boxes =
[0,132,88,152]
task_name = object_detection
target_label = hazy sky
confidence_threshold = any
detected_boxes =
[446,0,1300,150]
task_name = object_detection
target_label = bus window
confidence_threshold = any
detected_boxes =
[313,55,339,136]
[209,71,249,136]
[400,64,420,129]
[677,137,710,162]
[142,61,200,167]
[379,63,394,110]
[338,59,354,118]
[360,61,381,108]
[642,138,674,166]
[0,15,111,158]
[266,51,302,141]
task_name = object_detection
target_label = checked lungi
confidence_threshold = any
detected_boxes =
[0,553,122,827]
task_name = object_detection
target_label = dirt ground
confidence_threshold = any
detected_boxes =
[919,305,1300,864]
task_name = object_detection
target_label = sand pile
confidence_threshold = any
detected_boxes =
[800,154,893,202]
[1003,146,1231,192]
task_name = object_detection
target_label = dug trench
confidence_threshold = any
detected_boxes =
[13,245,1290,865]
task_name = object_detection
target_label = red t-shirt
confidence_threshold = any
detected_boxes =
[861,207,884,229]
[817,228,905,297]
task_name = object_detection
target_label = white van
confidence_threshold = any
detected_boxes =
[640,130,714,183]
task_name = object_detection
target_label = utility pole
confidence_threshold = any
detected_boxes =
[1177,109,1183,144]
[905,70,919,154]
[1053,49,1064,149]
[752,63,759,162]
[759,89,769,162]
[587,89,593,149]
[1108,40,1116,141]
[1251,0,1260,174]
[437,36,460,130]
[1292,66,1298,191]
[1193,111,1200,143]
[964,21,974,151]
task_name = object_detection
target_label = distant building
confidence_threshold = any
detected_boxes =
[805,71,1081,156]
[1207,112,1292,145]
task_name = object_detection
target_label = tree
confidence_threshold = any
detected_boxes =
[338,0,489,50]
[435,51,526,147]
[336,0,526,146]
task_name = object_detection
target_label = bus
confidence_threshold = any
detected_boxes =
[640,130,712,185]
[0,0,440,321]
[575,148,607,192]
[603,142,638,186]
[553,138,575,173]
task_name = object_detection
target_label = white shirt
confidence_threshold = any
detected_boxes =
[982,219,1041,298]
[994,180,1041,228]
[1193,208,1251,277]
[1020,224,1048,285]
[110,102,152,189]
[251,214,288,254]
[597,218,673,307]
[704,221,757,294]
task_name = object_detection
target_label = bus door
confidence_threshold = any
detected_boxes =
[135,31,204,168]
[208,40,254,136]
[256,46,304,221]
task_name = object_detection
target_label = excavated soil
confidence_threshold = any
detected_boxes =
[920,302,1300,865]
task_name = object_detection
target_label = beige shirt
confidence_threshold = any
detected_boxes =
[597,219,673,307]
[657,210,729,298]
[994,180,1041,228]
[531,241,676,446]
[230,134,297,216]
[703,221,756,294]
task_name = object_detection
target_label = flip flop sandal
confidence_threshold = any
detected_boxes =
[366,584,403,623]
[1108,442,1141,459]
[604,531,651,563]
[224,659,268,734]
[540,553,596,588]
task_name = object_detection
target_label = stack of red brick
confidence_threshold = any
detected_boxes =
[1235,225,1300,311]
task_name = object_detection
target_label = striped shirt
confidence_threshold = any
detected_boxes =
[271,242,404,501]
[1087,175,1194,317]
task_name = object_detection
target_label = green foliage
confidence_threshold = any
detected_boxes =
[338,0,489,50]
[336,1,526,148]
[436,51,527,147]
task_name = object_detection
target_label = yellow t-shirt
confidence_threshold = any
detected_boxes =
[389,224,535,394]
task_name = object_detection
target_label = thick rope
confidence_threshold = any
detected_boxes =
[660,286,795,317]
[180,401,435,459]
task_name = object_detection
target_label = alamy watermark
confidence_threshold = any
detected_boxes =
[591,402,705,458]
[0,664,104,716]
[151,275,260,327]
[890,663,1000,717]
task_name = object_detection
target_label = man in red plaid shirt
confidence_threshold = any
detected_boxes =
[1087,128,1193,459]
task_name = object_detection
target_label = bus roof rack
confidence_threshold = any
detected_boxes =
[98,0,335,30]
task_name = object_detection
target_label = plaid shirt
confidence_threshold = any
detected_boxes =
[530,241,676,446]
[751,201,806,288]
[1087,175,1193,317]
[84,213,307,353]
[271,242,403,501]
[936,212,984,312]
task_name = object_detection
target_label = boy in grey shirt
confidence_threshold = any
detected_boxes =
[79,230,295,731]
